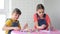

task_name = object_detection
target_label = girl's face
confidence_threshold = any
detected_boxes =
[12,12,20,20]
[37,9,44,17]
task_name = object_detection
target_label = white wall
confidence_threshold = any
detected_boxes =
[44,0,60,30]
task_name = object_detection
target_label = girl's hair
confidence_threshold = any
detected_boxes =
[36,4,45,11]
[12,8,21,15]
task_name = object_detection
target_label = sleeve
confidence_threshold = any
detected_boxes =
[33,14,38,22]
[5,20,11,26]
[45,14,51,25]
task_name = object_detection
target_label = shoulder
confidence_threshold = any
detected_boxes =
[33,13,38,19]
[45,14,50,20]
[5,18,12,25]
[45,14,50,18]
[33,13,37,17]
[6,18,12,22]
[5,18,13,24]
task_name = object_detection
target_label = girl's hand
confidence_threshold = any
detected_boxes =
[41,24,46,28]
[37,24,46,30]
[50,26,56,31]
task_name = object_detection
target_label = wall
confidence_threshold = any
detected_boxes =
[44,0,60,30]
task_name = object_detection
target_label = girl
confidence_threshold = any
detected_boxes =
[33,4,51,30]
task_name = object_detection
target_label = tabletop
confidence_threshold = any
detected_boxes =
[11,30,60,34]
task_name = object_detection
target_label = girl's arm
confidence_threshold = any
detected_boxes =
[33,14,46,30]
[45,14,55,30]
[34,21,46,30]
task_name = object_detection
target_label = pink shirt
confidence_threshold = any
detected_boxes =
[33,13,51,29]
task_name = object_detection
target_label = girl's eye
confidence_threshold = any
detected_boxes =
[39,11,44,14]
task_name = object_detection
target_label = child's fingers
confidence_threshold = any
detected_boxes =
[13,27,20,30]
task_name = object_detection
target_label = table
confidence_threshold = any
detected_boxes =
[11,30,60,34]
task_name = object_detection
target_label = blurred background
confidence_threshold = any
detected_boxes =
[0,0,60,34]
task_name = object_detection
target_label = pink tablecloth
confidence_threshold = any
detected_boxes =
[11,30,60,34]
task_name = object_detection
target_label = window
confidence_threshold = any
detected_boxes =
[0,0,4,9]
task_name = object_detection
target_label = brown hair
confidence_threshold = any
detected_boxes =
[12,8,21,15]
[36,4,45,11]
